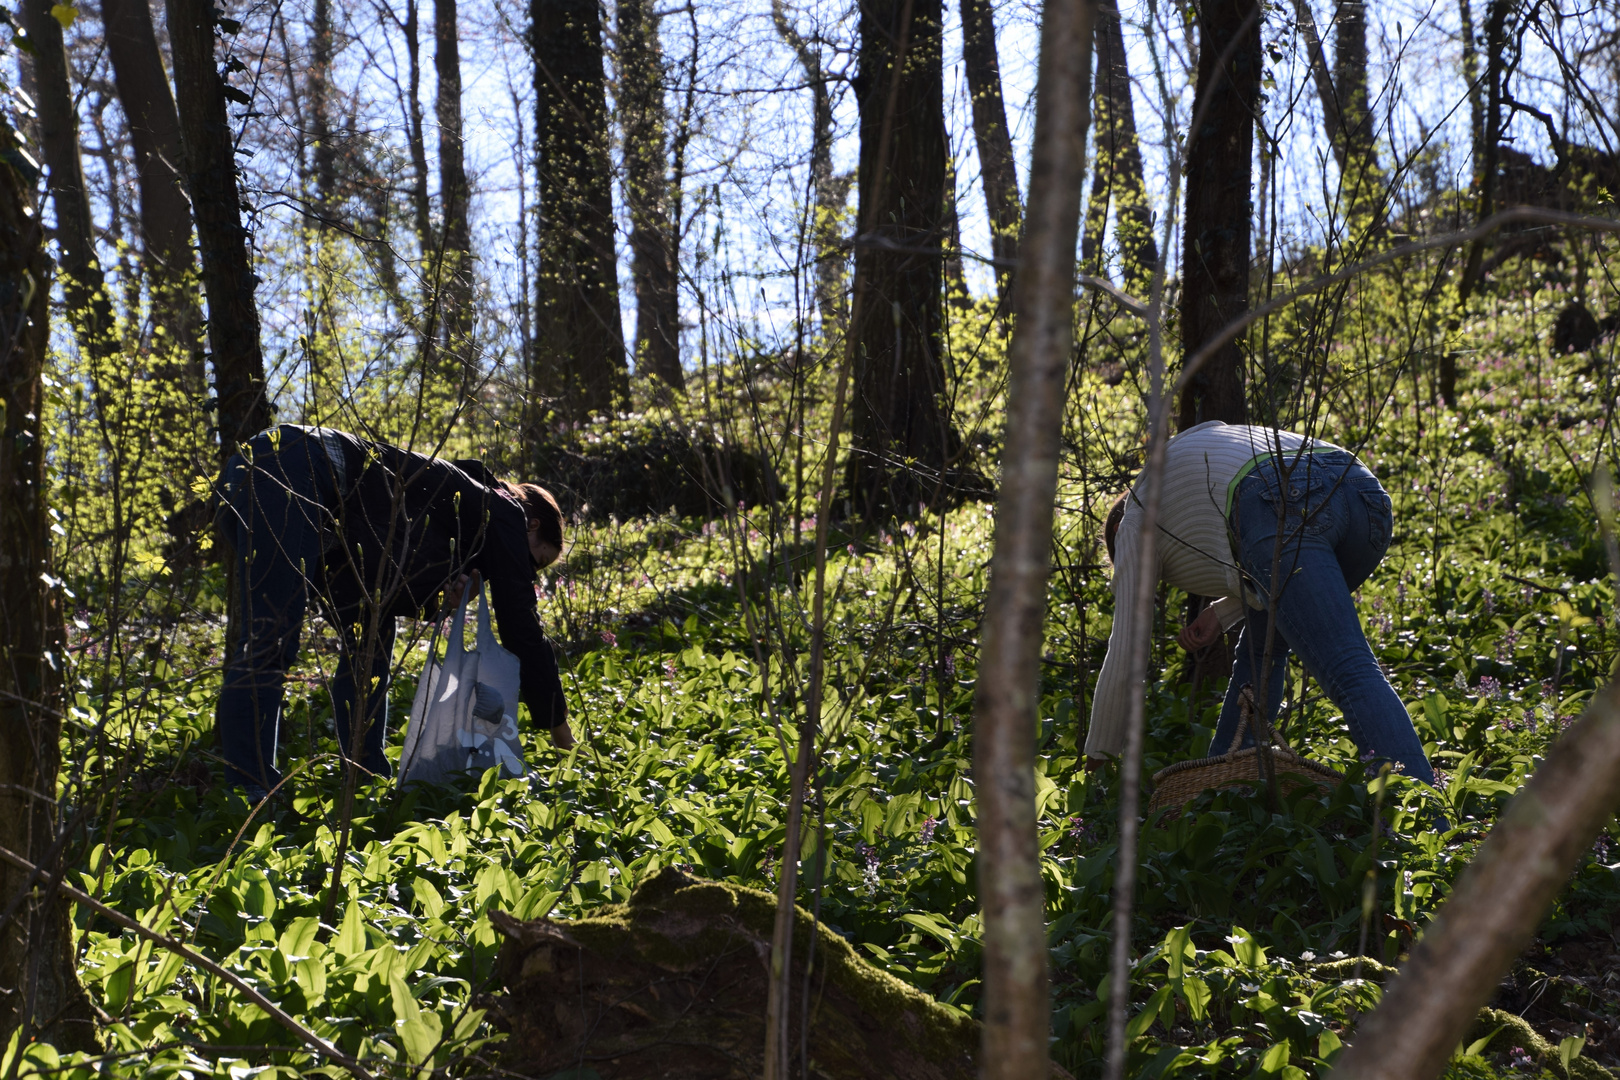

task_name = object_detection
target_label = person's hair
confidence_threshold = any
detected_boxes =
[503,481,565,553]
[1104,491,1129,564]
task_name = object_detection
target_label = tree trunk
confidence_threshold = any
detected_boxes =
[974,0,1093,1074]
[0,120,97,1056]
[530,0,628,427]
[944,157,970,306]
[771,0,849,336]
[309,0,336,216]
[436,0,475,380]
[959,0,1021,313]
[102,0,207,390]
[1289,0,1345,168]
[23,0,118,372]
[1456,0,1509,311]
[1333,0,1380,214]
[404,0,432,254]
[166,0,273,458]
[619,0,684,389]
[1331,679,1620,1080]
[845,0,960,520]
[1459,0,1483,194]
[1081,2,1158,293]
[1176,0,1260,430]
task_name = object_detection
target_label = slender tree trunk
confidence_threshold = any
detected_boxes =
[846,0,960,519]
[1081,2,1158,293]
[436,0,475,379]
[959,0,1021,311]
[398,0,438,375]
[167,0,273,458]
[0,122,97,1056]
[1176,0,1260,430]
[23,0,118,373]
[1459,0,1483,196]
[1332,679,1620,1080]
[309,0,336,216]
[771,0,849,336]
[1457,0,1509,309]
[102,0,206,391]
[619,0,684,389]
[530,0,627,426]
[1290,0,1345,168]
[944,157,970,307]
[1333,0,1380,215]
[404,0,432,253]
[974,0,1093,1075]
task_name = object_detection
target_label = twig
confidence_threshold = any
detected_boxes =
[0,843,376,1080]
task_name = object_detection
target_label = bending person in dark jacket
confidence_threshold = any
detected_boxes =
[215,425,573,797]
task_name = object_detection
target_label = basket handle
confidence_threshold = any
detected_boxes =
[1225,686,1253,755]
[1226,685,1292,755]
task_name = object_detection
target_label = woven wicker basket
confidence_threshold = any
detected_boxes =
[1147,687,1344,818]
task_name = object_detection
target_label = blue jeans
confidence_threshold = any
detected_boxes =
[1210,450,1434,786]
[216,427,392,793]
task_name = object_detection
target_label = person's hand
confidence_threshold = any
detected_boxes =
[550,722,577,750]
[1084,755,1111,773]
[1177,605,1222,652]
[444,570,481,610]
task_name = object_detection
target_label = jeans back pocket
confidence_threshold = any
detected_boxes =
[1358,485,1393,554]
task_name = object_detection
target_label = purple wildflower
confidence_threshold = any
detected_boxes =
[919,817,938,843]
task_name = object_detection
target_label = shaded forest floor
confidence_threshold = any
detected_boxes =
[14,278,1620,1079]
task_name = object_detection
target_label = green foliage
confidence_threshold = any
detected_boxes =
[20,247,1620,1077]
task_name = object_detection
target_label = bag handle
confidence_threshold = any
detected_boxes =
[475,579,495,648]
[446,589,472,660]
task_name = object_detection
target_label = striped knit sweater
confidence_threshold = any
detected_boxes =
[1085,422,1344,758]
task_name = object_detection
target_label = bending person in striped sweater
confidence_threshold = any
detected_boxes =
[1086,421,1434,785]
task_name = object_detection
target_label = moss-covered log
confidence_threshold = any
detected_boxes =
[490,868,1067,1079]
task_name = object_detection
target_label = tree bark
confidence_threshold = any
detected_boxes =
[1459,0,1483,192]
[102,0,206,387]
[1289,0,1345,169]
[23,0,118,371]
[436,0,475,380]
[1333,0,1380,213]
[845,0,960,520]
[404,0,432,254]
[530,0,628,426]
[771,0,850,336]
[619,0,684,389]
[1331,679,1620,1080]
[1081,2,1158,294]
[974,0,1093,1074]
[1456,0,1509,308]
[0,120,97,1056]
[959,0,1021,312]
[1176,0,1260,430]
[309,0,337,216]
[167,0,273,458]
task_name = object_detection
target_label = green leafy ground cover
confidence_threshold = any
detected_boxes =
[9,281,1620,1079]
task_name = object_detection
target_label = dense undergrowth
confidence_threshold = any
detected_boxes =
[8,266,1620,1080]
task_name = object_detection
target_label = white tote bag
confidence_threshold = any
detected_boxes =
[399,581,527,786]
